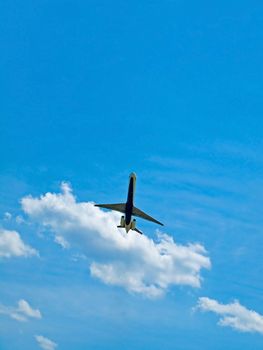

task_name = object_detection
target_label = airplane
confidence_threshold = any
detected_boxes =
[95,172,163,234]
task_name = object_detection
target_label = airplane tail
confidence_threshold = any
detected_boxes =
[117,224,143,235]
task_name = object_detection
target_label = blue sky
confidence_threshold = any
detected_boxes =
[1,0,263,349]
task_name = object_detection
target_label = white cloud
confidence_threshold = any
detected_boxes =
[54,235,70,249]
[15,215,25,224]
[35,335,57,350]
[4,212,12,220]
[70,253,87,262]
[0,229,38,258]
[21,183,211,298]
[17,299,42,319]
[0,299,42,322]
[197,297,263,334]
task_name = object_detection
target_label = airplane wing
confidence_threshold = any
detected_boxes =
[95,203,126,214]
[132,206,164,226]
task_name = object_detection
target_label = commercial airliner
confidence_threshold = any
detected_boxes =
[95,173,163,234]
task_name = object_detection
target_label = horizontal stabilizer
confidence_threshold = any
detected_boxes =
[133,227,143,235]
[132,206,163,226]
[95,203,126,214]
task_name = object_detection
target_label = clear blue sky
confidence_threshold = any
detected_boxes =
[1,1,263,349]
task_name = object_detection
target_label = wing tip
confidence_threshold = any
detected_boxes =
[156,221,164,226]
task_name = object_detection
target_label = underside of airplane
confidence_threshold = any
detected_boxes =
[95,173,163,234]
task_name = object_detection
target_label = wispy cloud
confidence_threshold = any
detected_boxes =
[147,148,263,245]
[197,297,263,334]
[0,229,38,258]
[35,335,57,350]
[3,212,12,221]
[21,182,211,298]
[0,299,42,322]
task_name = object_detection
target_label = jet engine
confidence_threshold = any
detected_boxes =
[120,215,125,227]
[131,219,136,230]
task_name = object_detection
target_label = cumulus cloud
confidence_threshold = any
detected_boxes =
[197,297,263,334]
[21,183,211,298]
[35,335,57,350]
[0,299,42,322]
[0,229,38,258]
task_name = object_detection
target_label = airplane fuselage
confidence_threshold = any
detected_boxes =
[124,173,136,232]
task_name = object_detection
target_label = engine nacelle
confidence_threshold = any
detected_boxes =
[120,215,125,227]
[131,219,136,230]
